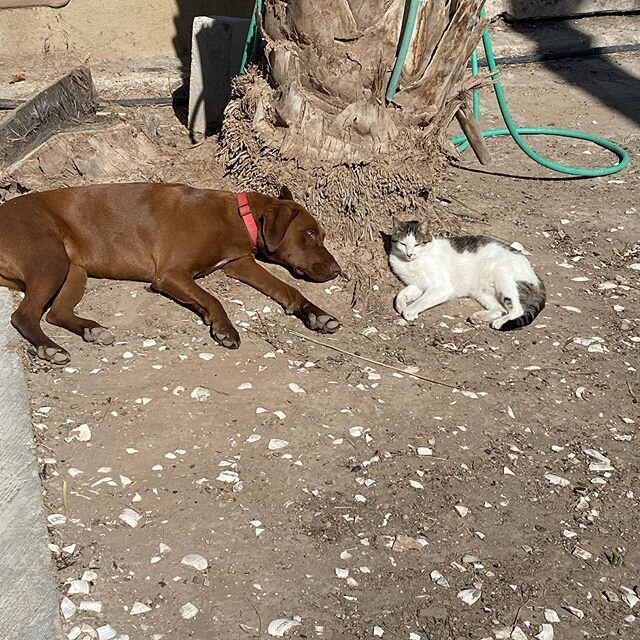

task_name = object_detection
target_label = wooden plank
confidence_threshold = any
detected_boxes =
[0,66,97,175]
[455,101,491,165]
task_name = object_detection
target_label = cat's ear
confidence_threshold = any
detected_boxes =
[418,220,430,235]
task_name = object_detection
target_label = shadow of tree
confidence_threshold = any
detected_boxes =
[507,0,640,125]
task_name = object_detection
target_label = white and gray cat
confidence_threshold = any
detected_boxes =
[388,219,545,330]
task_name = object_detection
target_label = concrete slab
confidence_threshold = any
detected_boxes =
[188,15,250,136]
[0,290,62,640]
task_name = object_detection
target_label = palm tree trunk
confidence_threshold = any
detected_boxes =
[218,0,487,242]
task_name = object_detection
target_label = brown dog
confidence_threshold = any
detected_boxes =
[0,183,342,364]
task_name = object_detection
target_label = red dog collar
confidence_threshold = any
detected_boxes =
[236,192,258,248]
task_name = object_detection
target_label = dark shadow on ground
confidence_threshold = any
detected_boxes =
[507,1,640,125]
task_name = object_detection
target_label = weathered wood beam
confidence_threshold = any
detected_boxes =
[0,67,97,176]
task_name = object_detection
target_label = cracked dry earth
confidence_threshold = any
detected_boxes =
[18,59,640,640]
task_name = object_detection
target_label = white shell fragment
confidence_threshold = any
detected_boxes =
[130,601,152,615]
[267,617,301,637]
[69,424,92,442]
[430,570,450,588]
[217,470,239,484]
[457,587,481,605]
[96,624,117,640]
[620,586,639,609]
[544,473,570,487]
[181,553,208,571]
[563,604,584,619]
[454,505,469,517]
[60,597,76,620]
[79,600,103,613]
[190,386,210,401]
[268,439,289,450]
[287,383,305,394]
[119,508,142,528]
[544,609,560,623]
[511,626,528,640]
[535,624,554,640]
[180,602,199,620]
[67,579,90,595]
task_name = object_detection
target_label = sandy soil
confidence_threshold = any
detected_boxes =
[8,55,640,640]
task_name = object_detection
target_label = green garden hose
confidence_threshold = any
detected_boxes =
[449,8,629,176]
[239,0,264,75]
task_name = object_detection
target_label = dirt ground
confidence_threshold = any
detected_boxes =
[8,54,639,640]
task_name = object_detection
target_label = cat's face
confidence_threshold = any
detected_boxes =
[390,219,430,261]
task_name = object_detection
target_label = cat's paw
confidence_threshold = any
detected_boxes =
[395,298,407,314]
[469,309,504,325]
[402,307,421,322]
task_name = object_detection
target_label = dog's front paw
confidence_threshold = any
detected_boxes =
[83,326,115,345]
[300,304,340,334]
[402,307,420,322]
[31,345,71,365]
[211,324,241,349]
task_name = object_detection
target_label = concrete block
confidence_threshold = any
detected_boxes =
[486,0,640,20]
[188,15,250,135]
[0,291,62,640]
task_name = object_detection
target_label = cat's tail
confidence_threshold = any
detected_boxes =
[497,279,546,331]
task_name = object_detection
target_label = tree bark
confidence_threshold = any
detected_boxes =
[218,0,487,242]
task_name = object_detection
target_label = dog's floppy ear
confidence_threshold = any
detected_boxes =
[262,204,299,253]
[279,185,294,201]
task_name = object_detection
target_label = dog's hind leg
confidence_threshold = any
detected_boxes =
[46,264,114,345]
[10,258,71,364]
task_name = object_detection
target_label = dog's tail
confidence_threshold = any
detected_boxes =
[498,279,546,331]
